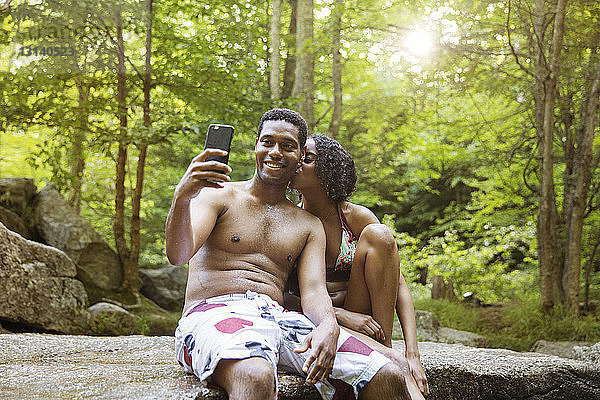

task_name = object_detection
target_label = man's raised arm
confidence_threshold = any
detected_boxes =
[294,219,340,384]
[165,149,231,266]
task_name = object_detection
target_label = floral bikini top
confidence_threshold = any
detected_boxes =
[288,205,359,295]
[328,205,358,281]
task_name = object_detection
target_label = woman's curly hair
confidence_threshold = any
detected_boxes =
[311,134,357,203]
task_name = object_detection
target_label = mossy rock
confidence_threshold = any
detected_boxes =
[86,295,180,336]
[88,302,136,335]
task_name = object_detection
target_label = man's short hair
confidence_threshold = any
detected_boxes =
[257,108,308,148]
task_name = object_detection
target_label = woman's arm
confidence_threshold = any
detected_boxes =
[396,273,429,395]
[396,273,419,355]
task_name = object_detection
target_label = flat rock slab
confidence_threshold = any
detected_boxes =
[0,334,317,400]
[1,334,599,400]
[395,341,600,400]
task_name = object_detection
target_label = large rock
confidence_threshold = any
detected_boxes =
[0,205,32,239]
[0,334,321,400]
[393,340,600,399]
[0,177,38,215]
[1,334,599,399]
[435,326,490,348]
[531,340,596,359]
[34,184,123,300]
[88,302,137,336]
[572,343,600,364]
[139,265,188,312]
[0,223,89,333]
[0,178,39,240]
[394,310,490,347]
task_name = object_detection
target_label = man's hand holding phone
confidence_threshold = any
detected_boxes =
[174,149,232,200]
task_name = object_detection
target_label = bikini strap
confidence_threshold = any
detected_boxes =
[338,204,357,241]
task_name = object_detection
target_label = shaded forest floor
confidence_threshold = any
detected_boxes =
[413,298,600,352]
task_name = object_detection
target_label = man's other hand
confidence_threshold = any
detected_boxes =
[294,323,338,385]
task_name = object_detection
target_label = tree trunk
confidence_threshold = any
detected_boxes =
[270,0,283,100]
[584,231,600,307]
[533,0,554,313]
[558,92,575,306]
[533,0,568,313]
[281,0,297,100]
[69,77,89,213]
[559,94,575,225]
[113,6,132,294]
[563,55,600,314]
[122,0,153,295]
[328,0,343,138]
[294,0,314,131]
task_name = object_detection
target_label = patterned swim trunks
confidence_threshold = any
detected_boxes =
[175,291,391,400]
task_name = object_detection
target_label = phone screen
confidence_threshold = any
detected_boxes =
[204,124,234,164]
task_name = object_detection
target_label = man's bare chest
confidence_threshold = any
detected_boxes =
[208,204,307,262]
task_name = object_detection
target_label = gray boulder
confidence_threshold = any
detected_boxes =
[0,177,37,215]
[531,340,596,359]
[1,334,599,399]
[34,184,122,301]
[0,205,32,239]
[0,222,89,333]
[394,340,600,399]
[88,302,136,335]
[436,326,490,348]
[572,343,600,364]
[139,265,187,312]
[0,178,39,240]
[394,310,489,347]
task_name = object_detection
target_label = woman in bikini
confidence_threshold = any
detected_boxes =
[285,134,428,397]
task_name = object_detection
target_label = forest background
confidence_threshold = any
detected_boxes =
[1,0,599,349]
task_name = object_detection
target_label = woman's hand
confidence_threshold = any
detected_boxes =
[335,308,385,342]
[406,353,429,395]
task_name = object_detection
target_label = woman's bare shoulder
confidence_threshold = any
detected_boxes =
[341,201,379,234]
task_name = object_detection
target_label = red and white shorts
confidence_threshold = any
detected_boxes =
[175,291,391,400]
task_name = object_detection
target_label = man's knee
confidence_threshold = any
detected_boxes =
[360,362,410,400]
[240,359,275,387]
[214,357,275,398]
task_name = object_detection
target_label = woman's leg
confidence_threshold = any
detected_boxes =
[344,223,400,347]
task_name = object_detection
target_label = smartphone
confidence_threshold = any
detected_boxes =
[204,124,234,165]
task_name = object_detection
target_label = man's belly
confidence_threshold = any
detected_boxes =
[184,268,285,312]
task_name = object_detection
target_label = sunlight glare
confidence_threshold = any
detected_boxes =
[403,29,435,57]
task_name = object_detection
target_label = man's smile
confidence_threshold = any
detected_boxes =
[264,161,284,169]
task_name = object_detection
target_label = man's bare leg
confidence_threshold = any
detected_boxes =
[358,363,411,400]
[212,357,276,400]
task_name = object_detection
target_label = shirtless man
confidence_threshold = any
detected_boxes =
[165,108,409,400]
